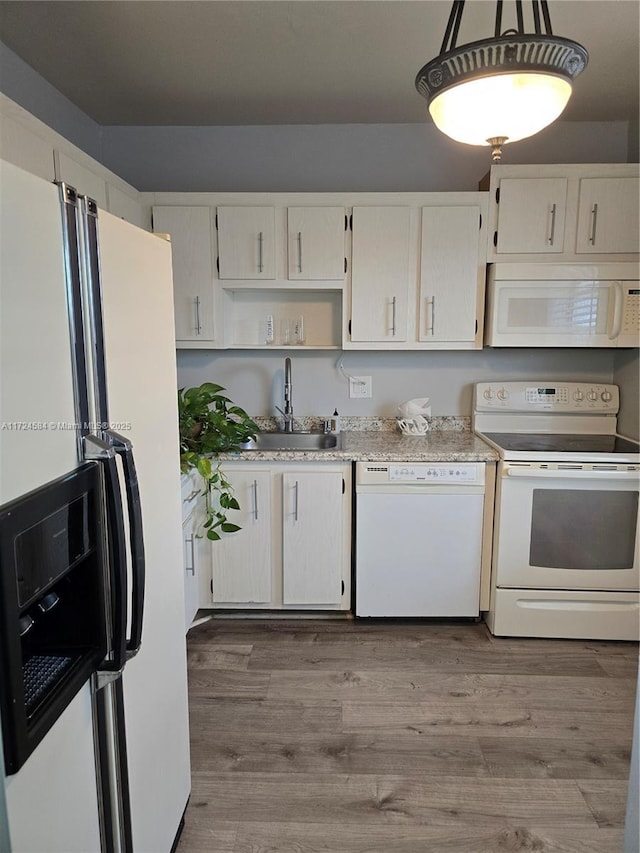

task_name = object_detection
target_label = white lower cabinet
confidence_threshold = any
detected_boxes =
[209,461,352,610]
[181,472,212,631]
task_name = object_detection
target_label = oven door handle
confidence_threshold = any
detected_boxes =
[505,467,639,481]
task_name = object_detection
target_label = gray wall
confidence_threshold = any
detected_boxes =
[0,42,102,162]
[176,348,616,421]
[100,120,632,193]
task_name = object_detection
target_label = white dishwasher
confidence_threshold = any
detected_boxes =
[355,461,486,617]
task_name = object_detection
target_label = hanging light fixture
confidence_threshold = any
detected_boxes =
[415,0,588,161]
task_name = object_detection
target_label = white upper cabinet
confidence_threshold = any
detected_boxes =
[350,206,411,342]
[487,164,640,262]
[152,206,215,343]
[418,206,482,344]
[575,178,640,254]
[216,206,276,279]
[493,178,568,254]
[287,206,346,280]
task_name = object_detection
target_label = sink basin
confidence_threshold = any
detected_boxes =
[239,432,341,451]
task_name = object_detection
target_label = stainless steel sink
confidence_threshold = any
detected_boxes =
[239,432,341,451]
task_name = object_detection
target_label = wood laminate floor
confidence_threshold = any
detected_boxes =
[176,618,639,853]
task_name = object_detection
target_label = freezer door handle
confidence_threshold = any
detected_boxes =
[85,435,128,671]
[106,430,145,659]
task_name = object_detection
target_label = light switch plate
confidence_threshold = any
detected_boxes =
[349,376,372,398]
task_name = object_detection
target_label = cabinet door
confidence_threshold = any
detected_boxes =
[419,206,481,343]
[182,508,200,631]
[576,178,640,254]
[212,470,272,603]
[282,471,344,605]
[152,206,215,342]
[217,206,275,279]
[350,207,410,342]
[495,178,567,254]
[287,207,345,280]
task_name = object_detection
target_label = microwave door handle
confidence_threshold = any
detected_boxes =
[607,282,624,341]
[84,435,128,672]
[105,430,145,659]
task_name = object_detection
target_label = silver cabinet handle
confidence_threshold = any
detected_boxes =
[185,534,195,575]
[258,231,264,272]
[548,203,557,245]
[194,296,202,335]
[184,488,200,505]
[252,479,259,520]
[425,296,435,335]
[589,203,599,246]
[297,231,303,273]
[294,480,299,522]
[391,296,397,336]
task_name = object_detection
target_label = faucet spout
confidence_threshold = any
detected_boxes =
[283,357,294,432]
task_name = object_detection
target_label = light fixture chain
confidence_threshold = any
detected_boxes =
[441,0,465,54]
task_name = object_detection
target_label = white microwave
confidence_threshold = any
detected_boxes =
[485,263,640,348]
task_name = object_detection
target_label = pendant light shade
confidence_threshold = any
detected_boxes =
[415,1,588,159]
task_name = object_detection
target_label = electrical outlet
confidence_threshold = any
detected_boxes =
[349,376,372,399]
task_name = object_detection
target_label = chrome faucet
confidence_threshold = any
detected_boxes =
[283,357,294,432]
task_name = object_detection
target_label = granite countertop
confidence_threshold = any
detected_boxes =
[215,417,499,463]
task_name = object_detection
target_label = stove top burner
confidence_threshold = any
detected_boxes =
[482,433,640,454]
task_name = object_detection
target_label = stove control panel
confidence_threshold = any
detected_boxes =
[475,382,619,413]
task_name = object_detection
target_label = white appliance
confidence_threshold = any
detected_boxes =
[0,160,191,852]
[474,381,640,640]
[355,462,486,617]
[485,263,640,347]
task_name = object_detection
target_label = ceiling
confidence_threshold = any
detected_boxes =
[0,1,638,128]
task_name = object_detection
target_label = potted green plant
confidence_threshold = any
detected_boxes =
[178,382,259,540]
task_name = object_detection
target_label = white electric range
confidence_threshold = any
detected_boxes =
[473,381,639,641]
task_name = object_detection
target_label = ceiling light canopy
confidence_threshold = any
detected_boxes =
[415,0,588,160]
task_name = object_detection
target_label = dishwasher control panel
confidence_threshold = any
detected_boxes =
[356,462,485,486]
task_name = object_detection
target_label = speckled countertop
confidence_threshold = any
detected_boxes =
[216,417,499,463]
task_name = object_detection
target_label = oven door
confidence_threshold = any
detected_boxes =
[493,462,639,590]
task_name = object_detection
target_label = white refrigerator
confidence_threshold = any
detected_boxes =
[0,159,191,852]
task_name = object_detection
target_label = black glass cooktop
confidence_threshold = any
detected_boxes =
[482,433,640,454]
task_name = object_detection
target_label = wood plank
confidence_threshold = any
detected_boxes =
[187,772,598,828]
[342,702,636,741]
[187,644,253,671]
[175,818,236,853]
[479,736,632,779]
[248,642,612,675]
[230,821,624,853]
[267,670,636,710]
[187,669,270,699]
[188,698,342,735]
[188,730,489,776]
[577,780,631,828]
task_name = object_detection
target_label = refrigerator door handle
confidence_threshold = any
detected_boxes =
[105,430,146,659]
[85,435,128,672]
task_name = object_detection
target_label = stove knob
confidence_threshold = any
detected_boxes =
[573,389,584,402]
[483,388,494,400]
[586,389,598,402]
[601,390,612,403]
[497,388,509,400]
